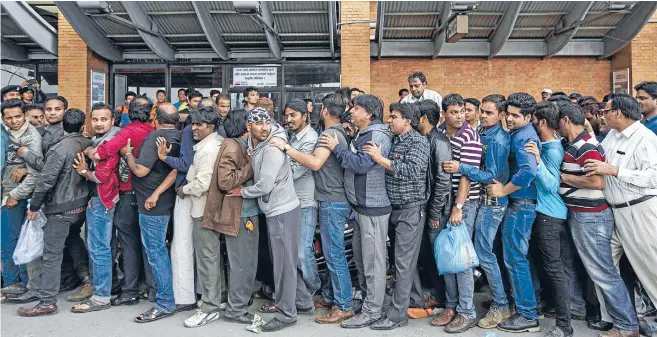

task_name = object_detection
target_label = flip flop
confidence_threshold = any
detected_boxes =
[71,299,111,313]
[134,306,174,323]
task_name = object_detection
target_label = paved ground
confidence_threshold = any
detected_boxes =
[2,291,618,337]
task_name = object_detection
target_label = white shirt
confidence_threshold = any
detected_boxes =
[401,89,443,109]
[601,121,657,205]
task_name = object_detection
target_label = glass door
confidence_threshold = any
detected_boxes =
[229,90,281,120]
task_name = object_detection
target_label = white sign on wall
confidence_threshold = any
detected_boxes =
[232,67,277,87]
[612,68,630,94]
[90,70,106,107]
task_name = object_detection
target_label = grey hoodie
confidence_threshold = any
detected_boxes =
[241,123,300,217]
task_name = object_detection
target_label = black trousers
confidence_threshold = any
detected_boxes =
[113,193,151,297]
[531,212,572,328]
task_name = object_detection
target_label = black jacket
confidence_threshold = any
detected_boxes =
[426,127,453,221]
[23,122,64,171]
[30,132,93,214]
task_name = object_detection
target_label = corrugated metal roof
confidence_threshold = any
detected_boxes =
[515,15,562,27]
[384,30,433,39]
[211,13,263,33]
[385,1,442,13]
[465,29,494,39]
[151,14,203,34]
[1,16,23,36]
[574,28,613,38]
[521,1,573,13]
[385,15,437,28]
[275,14,328,33]
[582,12,626,26]
[271,1,328,12]
[143,1,194,12]
[94,16,138,35]
[510,29,551,38]
[469,15,501,28]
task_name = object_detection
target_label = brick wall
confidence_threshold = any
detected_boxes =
[371,58,611,111]
[630,20,657,91]
[57,12,108,115]
[340,1,371,93]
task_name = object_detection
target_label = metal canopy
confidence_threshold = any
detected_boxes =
[49,1,336,61]
[376,1,652,59]
[1,1,57,59]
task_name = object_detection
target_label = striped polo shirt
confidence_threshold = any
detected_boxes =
[559,130,608,212]
[443,123,483,200]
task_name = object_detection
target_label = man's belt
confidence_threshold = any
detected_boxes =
[392,200,425,210]
[610,195,654,209]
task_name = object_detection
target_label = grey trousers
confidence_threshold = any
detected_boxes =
[26,257,42,292]
[386,206,426,322]
[224,216,260,318]
[352,210,390,320]
[192,217,226,313]
[266,206,309,323]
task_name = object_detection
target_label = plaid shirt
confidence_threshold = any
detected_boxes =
[385,129,430,206]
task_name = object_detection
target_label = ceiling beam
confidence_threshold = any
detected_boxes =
[55,1,124,61]
[328,1,336,59]
[1,38,29,61]
[489,1,523,58]
[544,1,593,59]
[376,1,385,59]
[372,39,604,58]
[258,1,282,60]
[432,1,452,59]
[600,1,657,59]
[121,1,175,61]
[1,1,57,55]
[192,1,229,60]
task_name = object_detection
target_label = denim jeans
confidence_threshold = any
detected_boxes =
[474,203,508,309]
[139,214,175,313]
[298,207,320,295]
[318,201,353,312]
[86,197,115,303]
[1,199,28,285]
[568,209,638,331]
[444,200,478,319]
[502,201,538,320]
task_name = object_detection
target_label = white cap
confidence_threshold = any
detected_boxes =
[542,88,553,94]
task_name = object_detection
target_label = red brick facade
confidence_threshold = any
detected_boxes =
[339,1,371,93]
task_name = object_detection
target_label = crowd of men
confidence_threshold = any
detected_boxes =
[1,73,657,337]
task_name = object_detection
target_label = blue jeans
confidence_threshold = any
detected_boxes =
[474,203,508,309]
[1,199,28,286]
[568,209,638,331]
[444,200,478,319]
[299,207,320,295]
[86,197,115,303]
[318,201,353,312]
[139,214,175,313]
[502,201,538,320]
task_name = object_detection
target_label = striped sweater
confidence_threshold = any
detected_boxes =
[560,131,608,212]
[442,123,483,200]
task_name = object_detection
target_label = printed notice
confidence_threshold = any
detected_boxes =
[233,67,277,87]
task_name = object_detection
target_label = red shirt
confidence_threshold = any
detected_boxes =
[96,121,154,191]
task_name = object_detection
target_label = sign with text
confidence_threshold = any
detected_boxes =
[612,68,630,94]
[232,67,277,87]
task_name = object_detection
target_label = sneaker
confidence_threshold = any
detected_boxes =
[478,306,512,329]
[316,307,354,324]
[445,314,478,333]
[67,283,94,302]
[545,325,574,337]
[497,314,541,333]
[184,308,220,328]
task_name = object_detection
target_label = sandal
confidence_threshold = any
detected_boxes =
[134,306,174,323]
[258,303,277,313]
[71,298,111,313]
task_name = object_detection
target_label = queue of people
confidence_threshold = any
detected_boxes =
[1,76,657,337]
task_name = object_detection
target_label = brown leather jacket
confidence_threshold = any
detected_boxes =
[202,138,253,236]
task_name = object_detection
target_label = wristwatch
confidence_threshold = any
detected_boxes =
[283,144,291,153]
[80,169,88,175]
[455,203,463,210]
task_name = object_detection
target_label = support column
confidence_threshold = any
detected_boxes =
[340,1,371,93]
[58,12,108,113]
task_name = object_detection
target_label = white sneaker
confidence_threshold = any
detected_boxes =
[184,308,220,328]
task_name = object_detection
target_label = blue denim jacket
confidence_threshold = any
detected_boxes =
[508,123,539,200]
[459,123,510,205]
[642,115,657,136]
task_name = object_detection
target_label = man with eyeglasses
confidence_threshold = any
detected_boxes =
[582,94,657,337]
[401,72,442,110]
